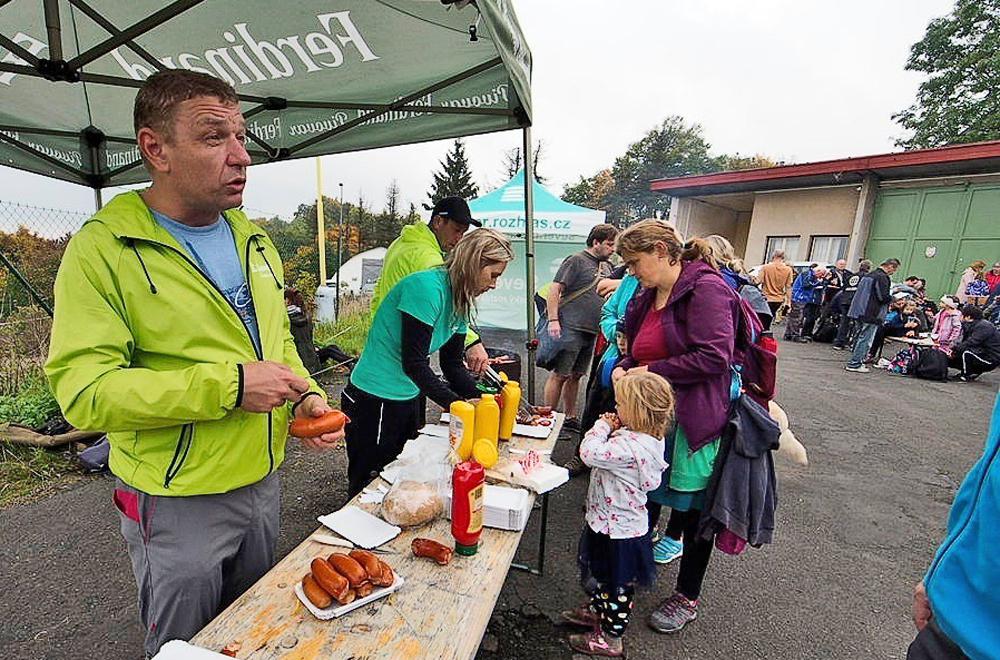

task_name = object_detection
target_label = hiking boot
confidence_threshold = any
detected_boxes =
[563,416,581,432]
[648,592,698,634]
[652,536,683,565]
[563,455,590,477]
[959,374,979,382]
[845,365,870,373]
[567,629,624,657]
[560,603,601,628]
[831,344,845,351]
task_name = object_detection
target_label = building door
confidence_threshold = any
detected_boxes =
[865,183,1000,298]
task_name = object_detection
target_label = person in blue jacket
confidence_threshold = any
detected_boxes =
[784,265,826,342]
[908,392,1000,659]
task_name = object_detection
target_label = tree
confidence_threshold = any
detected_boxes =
[427,139,479,204]
[501,140,546,183]
[608,116,717,223]
[714,153,778,171]
[893,0,1000,149]
[562,168,615,211]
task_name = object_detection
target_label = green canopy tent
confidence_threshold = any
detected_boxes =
[0,0,542,400]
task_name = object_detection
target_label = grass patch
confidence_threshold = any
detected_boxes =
[0,442,80,507]
[0,377,60,428]
[314,295,372,357]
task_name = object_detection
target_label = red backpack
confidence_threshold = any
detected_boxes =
[734,296,778,407]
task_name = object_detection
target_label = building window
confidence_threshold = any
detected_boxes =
[809,235,849,264]
[764,235,800,262]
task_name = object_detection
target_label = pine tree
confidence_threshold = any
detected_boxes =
[427,139,479,205]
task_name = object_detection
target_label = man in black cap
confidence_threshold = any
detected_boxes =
[371,195,489,372]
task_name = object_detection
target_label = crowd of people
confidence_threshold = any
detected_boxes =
[750,251,1000,383]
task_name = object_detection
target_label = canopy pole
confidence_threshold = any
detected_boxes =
[94,188,103,210]
[42,0,63,61]
[315,157,328,289]
[522,126,537,404]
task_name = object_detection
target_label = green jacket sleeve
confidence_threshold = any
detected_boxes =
[44,229,241,432]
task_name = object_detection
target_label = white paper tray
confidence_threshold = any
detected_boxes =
[317,505,400,550]
[295,574,405,620]
[438,413,553,439]
[151,640,233,659]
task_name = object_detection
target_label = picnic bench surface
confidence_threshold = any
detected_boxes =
[191,413,564,659]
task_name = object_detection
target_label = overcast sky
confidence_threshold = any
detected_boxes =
[0,0,955,221]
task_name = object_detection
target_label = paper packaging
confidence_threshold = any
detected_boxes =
[444,484,532,532]
[295,574,406,620]
[317,505,401,549]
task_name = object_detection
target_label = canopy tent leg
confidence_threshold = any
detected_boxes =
[315,157,328,289]
[94,187,103,210]
[522,126,537,404]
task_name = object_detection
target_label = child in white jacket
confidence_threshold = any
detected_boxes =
[563,370,673,657]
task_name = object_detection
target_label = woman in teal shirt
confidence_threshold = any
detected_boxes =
[343,229,514,497]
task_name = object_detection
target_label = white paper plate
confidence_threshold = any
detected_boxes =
[439,413,553,439]
[317,506,400,549]
[295,574,405,619]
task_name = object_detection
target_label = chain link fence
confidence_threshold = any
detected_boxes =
[0,201,90,396]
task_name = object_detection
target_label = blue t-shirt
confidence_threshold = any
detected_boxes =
[152,210,261,352]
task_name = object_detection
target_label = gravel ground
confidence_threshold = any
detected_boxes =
[1,331,994,659]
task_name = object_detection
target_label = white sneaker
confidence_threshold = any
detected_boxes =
[874,358,891,369]
[845,365,870,373]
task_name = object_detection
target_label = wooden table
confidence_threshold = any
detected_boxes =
[886,335,934,347]
[191,413,564,659]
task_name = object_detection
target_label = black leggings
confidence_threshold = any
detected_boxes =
[648,504,714,601]
[590,585,635,638]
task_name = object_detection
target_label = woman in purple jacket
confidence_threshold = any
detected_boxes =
[612,220,740,634]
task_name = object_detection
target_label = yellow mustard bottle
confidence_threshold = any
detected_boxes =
[498,380,521,441]
[474,394,500,446]
[449,400,476,461]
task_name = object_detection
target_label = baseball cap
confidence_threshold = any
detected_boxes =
[431,196,481,227]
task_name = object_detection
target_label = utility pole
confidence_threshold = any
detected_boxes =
[316,158,327,287]
[336,182,344,320]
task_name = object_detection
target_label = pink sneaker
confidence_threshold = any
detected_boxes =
[567,629,625,657]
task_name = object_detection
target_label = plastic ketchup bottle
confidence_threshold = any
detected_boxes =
[451,460,485,556]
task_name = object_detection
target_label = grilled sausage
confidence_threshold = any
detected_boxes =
[310,557,350,602]
[328,553,367,588]
[301,573,333,609]
[411,537,453,565]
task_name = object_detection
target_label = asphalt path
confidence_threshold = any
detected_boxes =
[1,332,994,659]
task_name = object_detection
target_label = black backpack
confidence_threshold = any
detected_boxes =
[913,348,949,382]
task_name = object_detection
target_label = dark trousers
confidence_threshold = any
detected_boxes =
[784,302,806,338]
[802,302,821,337]
[648,502,714,601]
[949,350,1000,378]
[341,382,421,499]
[833,302,855,347]
[907,621,967,659]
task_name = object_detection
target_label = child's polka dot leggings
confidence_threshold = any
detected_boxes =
[590,584,635,637]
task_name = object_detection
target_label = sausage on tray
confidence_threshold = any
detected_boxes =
[328,553,368,588]
[310,557,352,603]
[411,538,453,565]
[301,573,333,609]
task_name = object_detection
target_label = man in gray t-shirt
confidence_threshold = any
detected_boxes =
[544,224,618,429]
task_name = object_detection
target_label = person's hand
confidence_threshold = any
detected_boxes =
[905,321,918,328]
[465,342,489,374]
[912,581,932,631]
[906,331,915,338]
[548,319,562,339]
[240,361,310,413]
[628,365,649,375]
[292,395,345,450]
[597,278,622,298]
[611,367,627,383]
[600,412,622,431]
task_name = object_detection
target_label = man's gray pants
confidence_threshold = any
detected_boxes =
[113,474,280,658]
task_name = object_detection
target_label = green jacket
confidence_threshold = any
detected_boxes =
[370,222,478,345]
[44,191,324,496]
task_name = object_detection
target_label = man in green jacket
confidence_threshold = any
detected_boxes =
[371,196,490,373]
[44,70,342,657]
